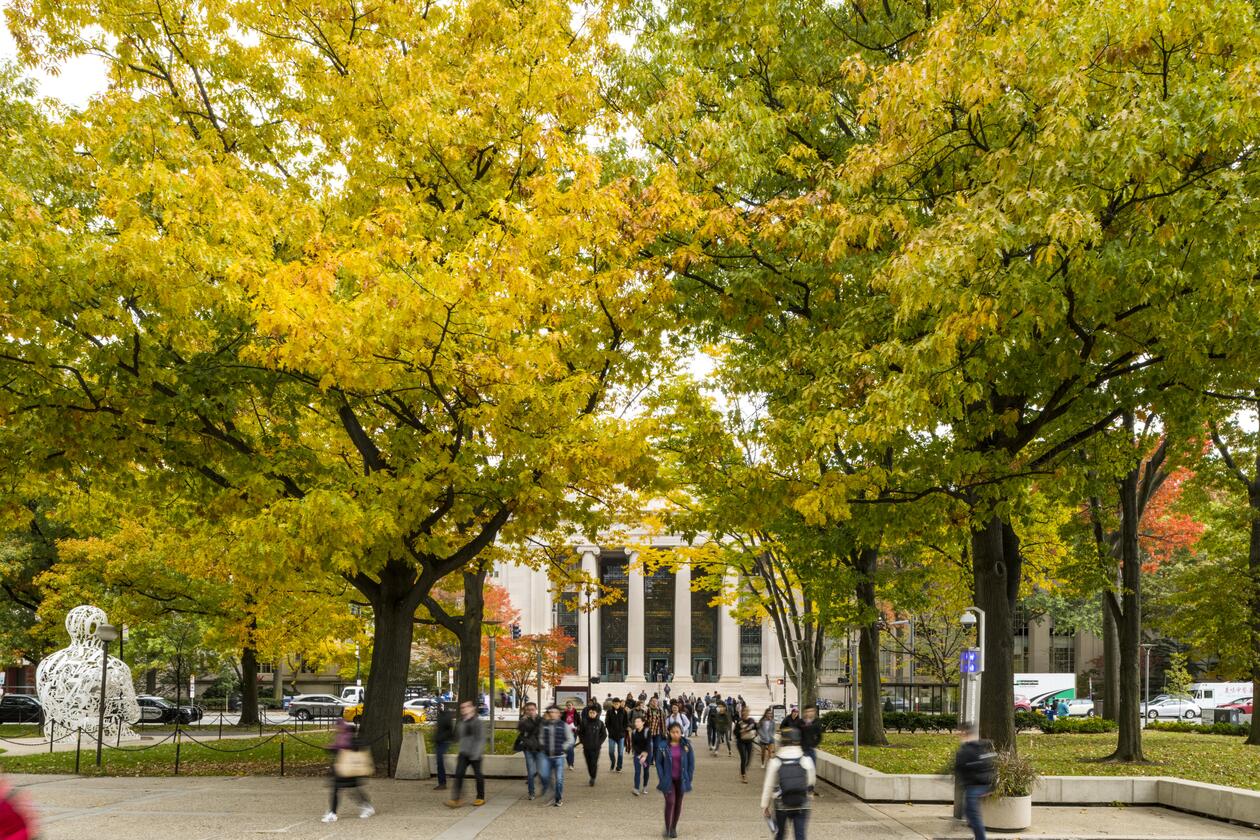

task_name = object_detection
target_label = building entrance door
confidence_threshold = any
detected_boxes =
[693,657,714,681]
[605,655,625,682]
[649,657,668,682]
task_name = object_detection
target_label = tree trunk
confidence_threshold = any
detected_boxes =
[146,668,157,695]
[972,514,1017,752]
[238,646,261,726]
[1246,478,1260,745]
[273,657,284,705]
[359,560,422,773]
[1109,459,1146,762]
[855,547,887,746]
[456,568,487,703]
[795,632,819,709]
[1101,591,1120,721]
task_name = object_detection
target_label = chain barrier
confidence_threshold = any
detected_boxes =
[11,714,406,777]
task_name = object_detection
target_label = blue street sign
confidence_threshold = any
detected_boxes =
[961,648,980,674]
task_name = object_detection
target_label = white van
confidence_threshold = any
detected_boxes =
[1190,682,1251,710]
[340,685,364,704]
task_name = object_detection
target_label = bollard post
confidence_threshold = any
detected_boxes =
[387,727,393,778]
[75,728,82,774]
[174,729,182,776]
[49,721,55,754]
[219,712,224,740]
[280,733,286,777]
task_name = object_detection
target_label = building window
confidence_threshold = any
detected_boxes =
[600,553,629,679]
[556,592,579,673]
[1050,622,1075,673]
[642,560,675,680]
[1013,605,1030,673]
[739,623,762,676]
[690,583,718,680]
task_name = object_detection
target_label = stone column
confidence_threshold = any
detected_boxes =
[577,546,601,680]
[672,561,692,682]
[627,551,646,682]
[718,572,742,682]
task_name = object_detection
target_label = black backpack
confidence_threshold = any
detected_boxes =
[778,757,809,810]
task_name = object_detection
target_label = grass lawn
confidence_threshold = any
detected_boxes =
[0,731,336,777]
[822,731,1260,791]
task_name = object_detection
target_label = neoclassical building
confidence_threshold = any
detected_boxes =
[494,536,789,704]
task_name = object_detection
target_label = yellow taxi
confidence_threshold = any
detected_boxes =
[342,702,427,725]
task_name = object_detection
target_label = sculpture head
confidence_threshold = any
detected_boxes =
[65,605,108,645]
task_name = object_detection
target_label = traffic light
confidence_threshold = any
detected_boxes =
[511,622,521,639]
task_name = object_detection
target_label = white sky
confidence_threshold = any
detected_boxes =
[0,15,108,107]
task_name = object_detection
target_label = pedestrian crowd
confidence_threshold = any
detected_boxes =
[323,689,997,840]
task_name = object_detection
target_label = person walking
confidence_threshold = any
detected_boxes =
[757,707,777,768]
[761,727,815,840]
[579,703,608,786]
[432,700,457,791]
[539,705,573,807]
[666,701,691,737]
[606,696,629,773]
[645,696,667,762]
[562,700,579,768]
[654,722,694,839]
[735,705,757,783]
[639,689,648,705]
[630,714,653,795]
[516,701,544,801]
[713,702,733,756]
[691,697,703,736]
[780,706,801,733]
[323,719,374,823]
[446,700,486,808]
[953,726,996,840]
[799,705,823,796]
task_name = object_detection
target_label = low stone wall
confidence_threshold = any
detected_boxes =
[815,749,1260,827]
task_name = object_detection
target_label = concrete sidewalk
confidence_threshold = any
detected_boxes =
[11,744,1260,839]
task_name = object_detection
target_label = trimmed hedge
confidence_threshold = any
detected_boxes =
[1040,716,1117,734]
[1147,720,1250,737]
[817,709,1113,734]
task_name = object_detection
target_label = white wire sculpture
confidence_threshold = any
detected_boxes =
[36,606,141,741]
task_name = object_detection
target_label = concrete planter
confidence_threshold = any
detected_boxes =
[983,794,1032,831]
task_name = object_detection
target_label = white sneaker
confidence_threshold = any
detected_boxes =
[321,812,337,823]
[360,804,375,819]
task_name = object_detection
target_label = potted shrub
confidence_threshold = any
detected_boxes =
[982,750,1037,831]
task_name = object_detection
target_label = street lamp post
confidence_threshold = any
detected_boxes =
[94,623,119,767]
[850,629,859,764]
[1140,643,1155,718]
[484,620,501,755]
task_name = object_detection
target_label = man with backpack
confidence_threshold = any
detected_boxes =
[539,705,574,807]
[760,727,816,840]
[953,726,997,840]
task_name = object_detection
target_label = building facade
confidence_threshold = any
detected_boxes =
[497,537,1105,707]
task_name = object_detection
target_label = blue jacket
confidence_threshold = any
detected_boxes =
[654,737,695,793]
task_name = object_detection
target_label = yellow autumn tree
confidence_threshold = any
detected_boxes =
[0,0,675,765]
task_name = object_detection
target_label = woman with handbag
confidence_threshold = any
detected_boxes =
[323,719,374,823]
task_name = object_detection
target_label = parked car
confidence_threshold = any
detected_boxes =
[1013,694,1033,713]
[1066,698,1096,717]
[135,695,203,724]
[342,702,426,725]
[136,695,176,723]
[287,694,346,720]
[0,694,43,724]
[1220,696,1253,723]
[1145,696,1201,720]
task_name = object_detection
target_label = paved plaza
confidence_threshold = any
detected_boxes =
[14,746,1260,840]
